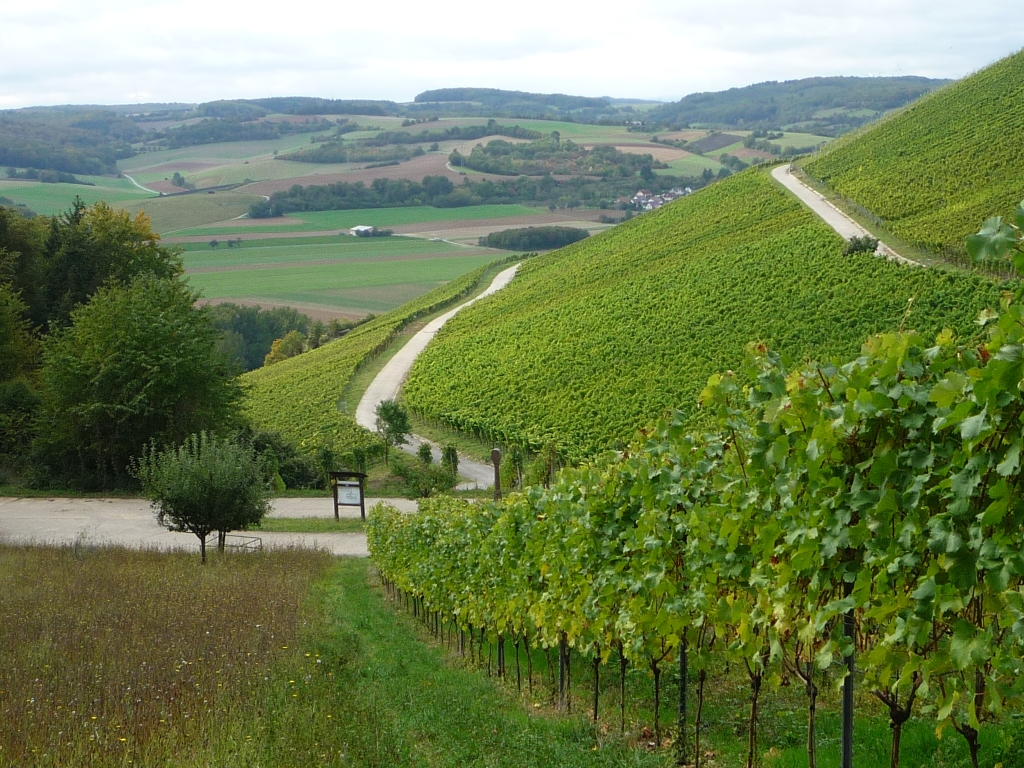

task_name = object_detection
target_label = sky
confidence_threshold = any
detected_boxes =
[1,0,1022,109]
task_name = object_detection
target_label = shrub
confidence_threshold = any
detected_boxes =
[133,432,272,563]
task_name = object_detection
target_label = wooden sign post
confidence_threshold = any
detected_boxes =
[328,470,368,520]
[492,449,502,501]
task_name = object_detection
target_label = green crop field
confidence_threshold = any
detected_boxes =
[655,154,722,175]
[241,259,516,459]
[402,169,1004,461]
[118,190,265,233]
[120,130,337,172]
[186,236,496,315]
[168,204,547,237]
[183,234,477,267]
[294,204,542,229]
[496,119,643,144]
[0,177,154,215]
[804,49,1024,257]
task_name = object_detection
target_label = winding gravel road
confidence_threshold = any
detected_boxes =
[771,164,922,267]
[355,264,521,488]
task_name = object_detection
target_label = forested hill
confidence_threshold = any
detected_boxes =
[803,48,1024,257]
[414,88,612,112]
[649,75,949,135]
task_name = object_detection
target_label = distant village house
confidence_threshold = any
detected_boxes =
[630,187,691,212]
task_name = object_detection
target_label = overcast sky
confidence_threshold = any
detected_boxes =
[1,1,1021,109]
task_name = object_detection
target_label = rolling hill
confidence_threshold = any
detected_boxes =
[400,170,1003,460]
[803,48,1024,258]
[649,75,949,136]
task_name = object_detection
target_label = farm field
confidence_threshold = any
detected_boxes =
[119,190,265,233]
[804,48,1024,258]
[167,203,546,237]
[185,236,498,317]
[0,176,154,215]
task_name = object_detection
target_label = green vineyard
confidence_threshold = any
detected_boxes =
[804,48,1024,257]
[402,170,1004,462]
[241,257,519,458]
[372,298,1024,765]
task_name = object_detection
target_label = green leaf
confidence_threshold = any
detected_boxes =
[997,442,1021,477]
[930,372,968,407]
[950,620,976,669]
[967,216,1017,263]
[1016,201,1024,231]
[960,409,988,440]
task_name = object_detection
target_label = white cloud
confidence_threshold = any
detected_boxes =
[0,0,1021,108]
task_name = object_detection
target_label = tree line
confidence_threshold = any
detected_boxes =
[453,134,667,178]
[478,226,589,251]
[155,117,334,149]
[250,171,708,219]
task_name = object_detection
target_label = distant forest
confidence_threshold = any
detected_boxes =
[649,76,950,135]
[0,109,140,175]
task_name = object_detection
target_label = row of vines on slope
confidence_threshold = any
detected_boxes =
[371,204,1024,768]
[803,48,1024,259]
[241,254,524,462]
[403,170,1004,463]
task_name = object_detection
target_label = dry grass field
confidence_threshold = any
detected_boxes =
[0,545,332,767]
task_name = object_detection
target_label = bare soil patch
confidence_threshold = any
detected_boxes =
[687,133,745,154]
[147,180,187,194]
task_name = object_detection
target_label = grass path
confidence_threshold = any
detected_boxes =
[314,559,665,767]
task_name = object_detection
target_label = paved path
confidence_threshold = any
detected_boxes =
[771,164,922,267]
[356,264,520,488]
[0,496,417,557]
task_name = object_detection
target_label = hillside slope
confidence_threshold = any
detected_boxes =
[803,49,1024,257]
[402,170,1003,461]
[241,259,514,459]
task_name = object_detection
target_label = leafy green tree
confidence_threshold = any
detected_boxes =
[36,200,182,330]
[134,432,271,563]
[263,329,306,366]
[0,281,40,463]
[34,275,240,487]
[375,399,410,466]
[441,444,459,480]
[417,442,433,464]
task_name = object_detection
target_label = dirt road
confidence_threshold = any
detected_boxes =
[770,164,921,267]
[0,497,417,557]
[355,264,520,487]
